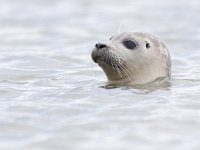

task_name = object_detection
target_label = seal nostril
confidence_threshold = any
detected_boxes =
[95,44,99,49]
[99,44,106,49]
[95,43,107,49]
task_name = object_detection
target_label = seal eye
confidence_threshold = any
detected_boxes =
[123,40,136,49]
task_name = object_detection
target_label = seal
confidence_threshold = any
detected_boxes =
[91,32,171,85]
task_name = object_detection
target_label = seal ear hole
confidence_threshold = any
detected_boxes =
[146,42,151,49]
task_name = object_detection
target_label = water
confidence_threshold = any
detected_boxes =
[0,0,200,149]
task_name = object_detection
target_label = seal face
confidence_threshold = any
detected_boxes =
[91,32,171,85]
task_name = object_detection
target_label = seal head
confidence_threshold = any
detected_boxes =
[91,32,171,85]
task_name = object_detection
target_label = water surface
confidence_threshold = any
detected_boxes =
[0,0,200,150]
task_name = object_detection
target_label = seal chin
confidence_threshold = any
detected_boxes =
[91,49,99,63]
[91,47,108,63]
[97,59,109,68]
[97,60,125,81]
[91,48,111,65]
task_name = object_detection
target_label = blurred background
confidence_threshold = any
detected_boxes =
[0,0,200,150]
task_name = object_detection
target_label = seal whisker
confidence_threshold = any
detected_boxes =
[108,54,123,78]
[116,55,136,79]
[114,63,123,78]
[116,62,134,81]
[109,53,134,80]
[115,65,123,78]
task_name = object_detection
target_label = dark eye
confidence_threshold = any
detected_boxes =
[123,40,136,49]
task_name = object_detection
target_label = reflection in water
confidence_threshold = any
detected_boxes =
[101,77,171,94]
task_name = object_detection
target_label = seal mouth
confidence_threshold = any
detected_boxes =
[91,48,109,64]
[91,50,101,63]
[91,46,131,82]
[91,48,125,69]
